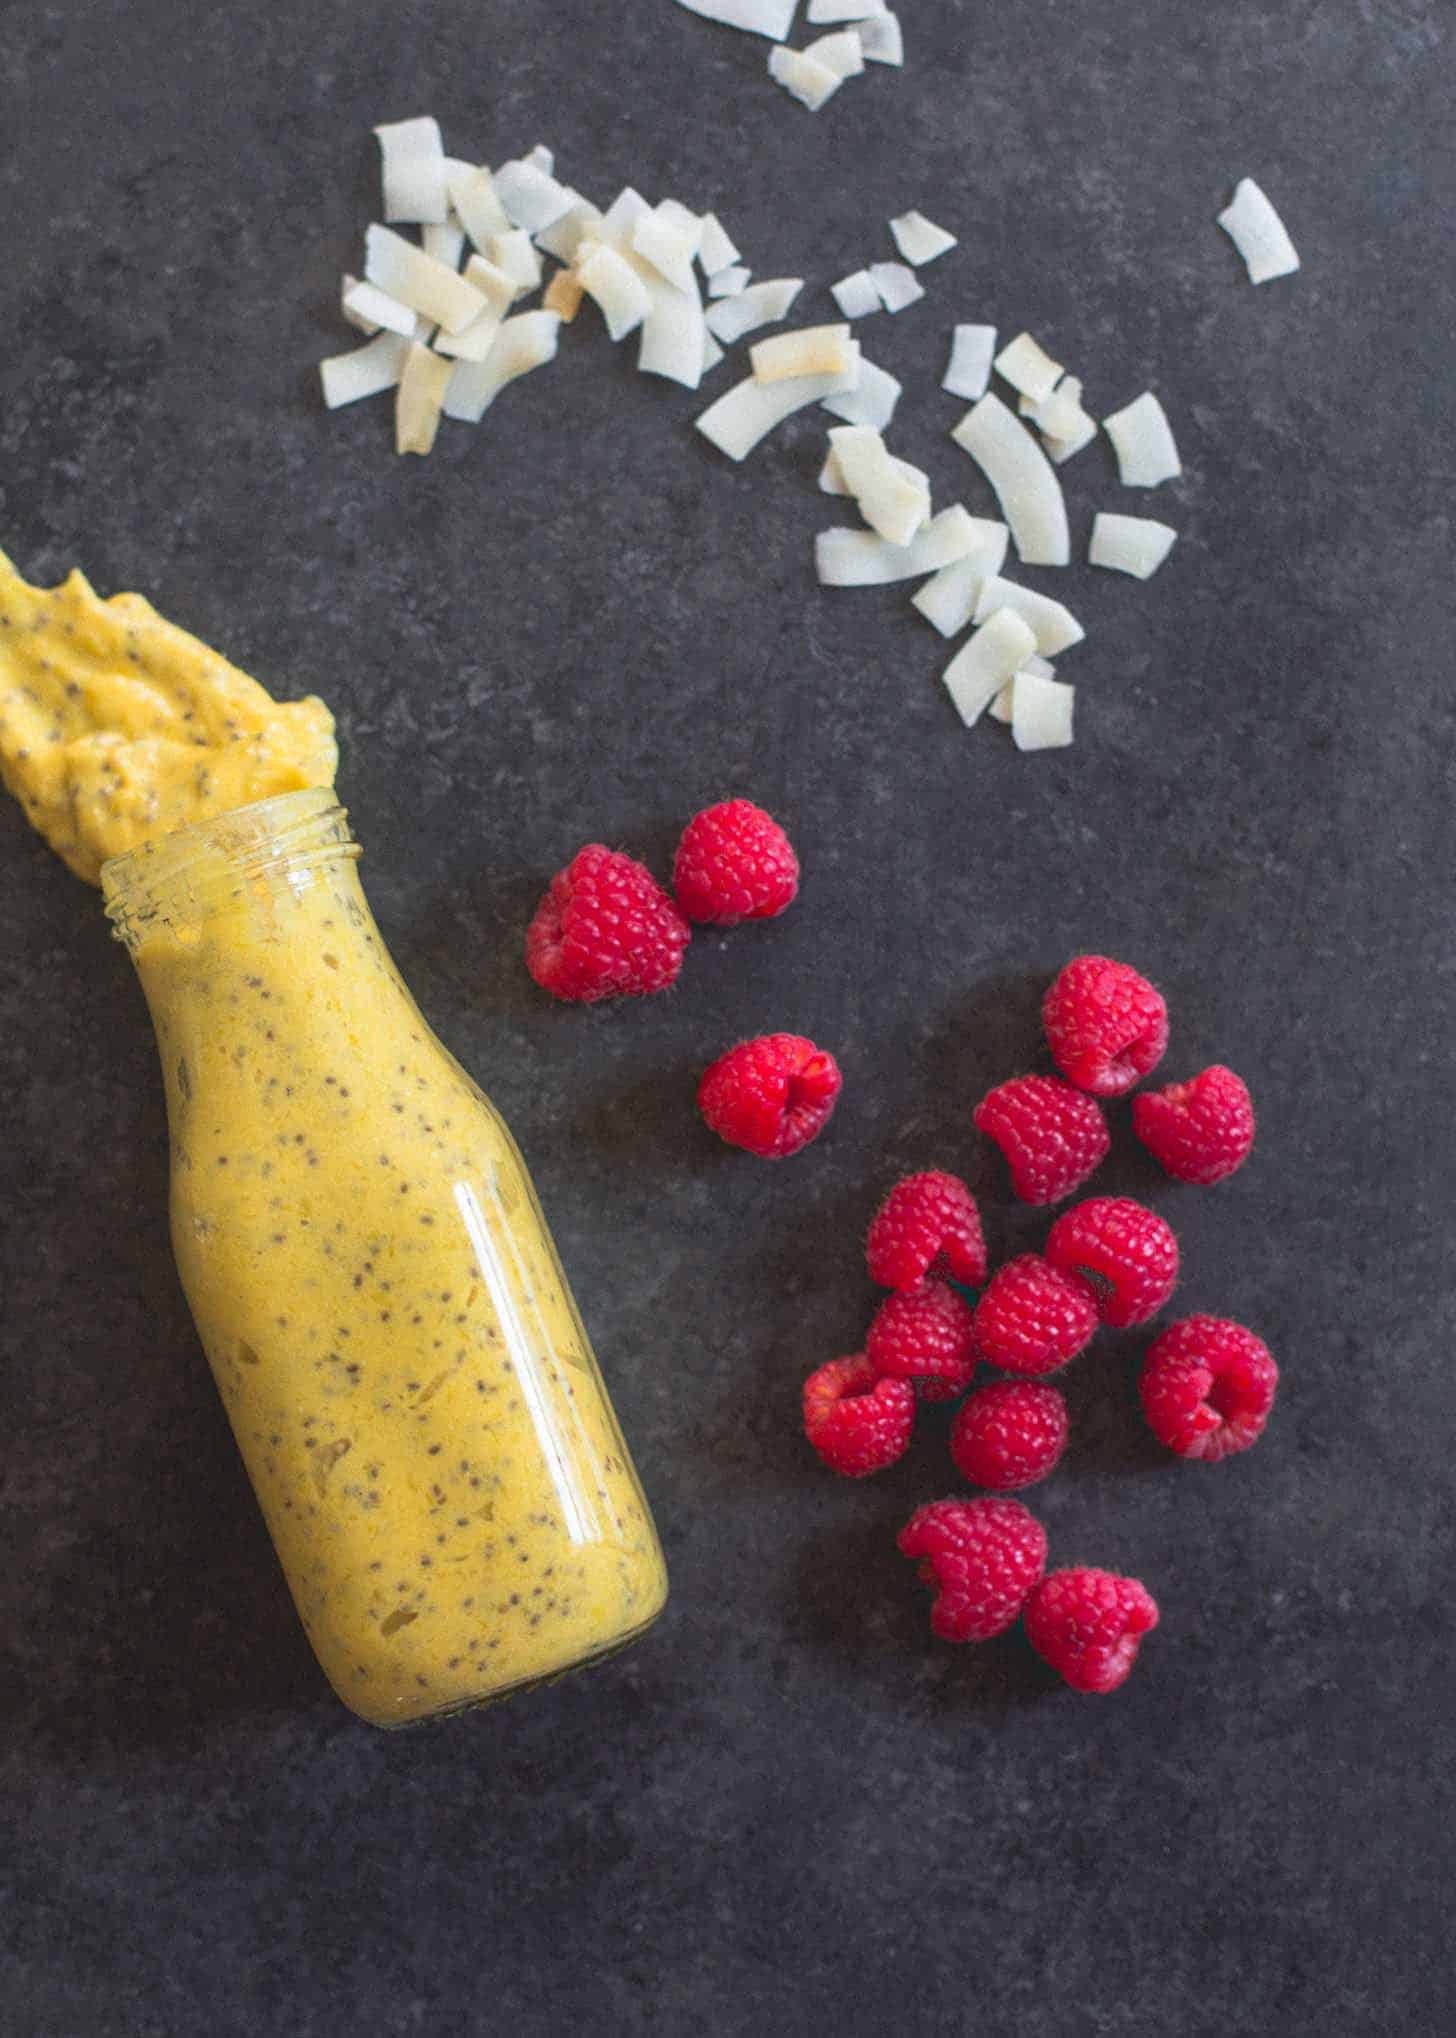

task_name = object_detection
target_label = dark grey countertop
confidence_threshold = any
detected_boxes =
[3,2,1453,2031]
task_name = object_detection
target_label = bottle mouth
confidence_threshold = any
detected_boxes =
[102,787,358,941]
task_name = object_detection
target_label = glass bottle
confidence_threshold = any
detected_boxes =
[102,788,667,1726]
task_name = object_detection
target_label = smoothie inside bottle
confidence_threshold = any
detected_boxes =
[102,788,667,1725]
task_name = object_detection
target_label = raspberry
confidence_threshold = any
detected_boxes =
[698,1033,842,1158]
[897,1498,1048,1643]
[1140,1316,1278,1462]
[1133,1065,1256,1185]
[672,798,800,925]
[972,1255,1099,1377]
[949,1381,1068,1491]
[865,1279,979,1397]
[865,1170,987,1292]
[1023,1567,1160,1693]
[525,844,690,1002]
[1042,955,1168,1098]
[973,1074,1110,1205]
[1045,1196,1179,1328]
[803,1353,916,1477]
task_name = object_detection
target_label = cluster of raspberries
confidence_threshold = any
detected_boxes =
[526,802,844,1159]
[802,956,1273,1695]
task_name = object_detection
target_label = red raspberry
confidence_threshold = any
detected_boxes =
[525,844,690,1002]
[803,1353,916,1477]
[1023,1567,1160,1693]
[865,1170,987,1291]
[673,799,800,925]
[972,1255,1098,1377]
[1140,1316,1278,1462]
[973,1075,1110,1205]
[1133,1065,1255,1185]
[949,1381,1068,1491]
[1045,1196,1179,1328]
[1042,955,1168,1098]
[698,1033,841,1158]
[865,1279,979,1397]
[897,1498,1048,1643]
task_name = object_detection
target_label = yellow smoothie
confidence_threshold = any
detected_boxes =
[104,793,667,1724]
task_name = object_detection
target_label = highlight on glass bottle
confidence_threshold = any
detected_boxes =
[103,789,667,1725]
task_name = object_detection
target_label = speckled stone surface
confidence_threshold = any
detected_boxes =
[2,2,1454,2031]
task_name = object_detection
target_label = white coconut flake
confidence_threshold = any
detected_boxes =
[1012,669,1075,751]
[709,265,753,298]
[988,680,1016,725]
[395,340,453,455]
[702,330,727,374]
[943,324,996,401]
[805,27,865,73]
[1023,376,1097,465]
[819,445,927,498]
[525,144,555,176]
[821,354,900,429]
[909,527,1012,635]
[1089,512,1178,579]
[320,331,409,409]
[698,213,742,276]
[535,195,602,263]
[768,45,845,109]
[751,323,855,382]
[943,608,1039,728]
[995,332,1063,404]
[815,505,985,586]
[340,276,378,335]
[890,211,957,266]
[632,206,702,295]
[487,229,543,295]
[673,0,799,37]
[441,311,561,424]
[808,0,884,16]
[858,10,903,62]
[972,575,1084,656]
[826,424,931,545]
[599,187,653,242]
[951,392,1070,567]
[342,278,418,338]
[638,269,707,389]
[374,117,448,225]
[422,219,466,270]
[831,270,882,320]
[1218,177,1300,285]
[448,165,512,251]
[695,349,861,461]
[492,158,577,235]
[704,278,804,343]
[1103,391,1181,487]
[431,256,515,359]
[577,243,653,340]
[868,261,924,313]
[363,224,488,334]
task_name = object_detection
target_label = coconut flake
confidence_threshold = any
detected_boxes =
[943,324,996,401]
[342,278,418,338]
[340,276,378,335]
[696,349,861,460]
[525,144,555,175]
[492,157,577,234]
[951,392,1070,567]
[818,445,927,499]
[709,265,753,298]
[826,424,931,545]
[1023,375,1097,465]
[441,311,561,424]
[395,341,453,455]
[995,332,1063,403]
[577,243,653,340]
[868,261,924,313]
[363,224,488,334]
[673,0,799,36]
[487,229,543,295]
[698,213,742,276]
[543,268,585,323]
[821,354,900,429]
[988,680,1016,725]
[909,527,1011,635]
[704,278,805,343]
[1012,670,1075,751]
[1103,392,1181,487]
[808,0,883,15]
[943,608,1039,727]
[1088,512,1178,579]
[858,10,903,61]
[448,165,512,251]
[768,45,845,108]
[702,330,727,375]
[890,211,957,266]
[805,28,865,73]
[815,505,986,586]
[422,219,466,270]
[374,117,448,225]
[535,196,602,263]
[1218,177,1300,284]
[320,331,409,408]
[638,268,708,389]
[751,323,855,382]
[831,270,882,320]
[972,575,1084,656]
[632,205,702,295]
[432,256,516,359]
[599,187,654,242]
